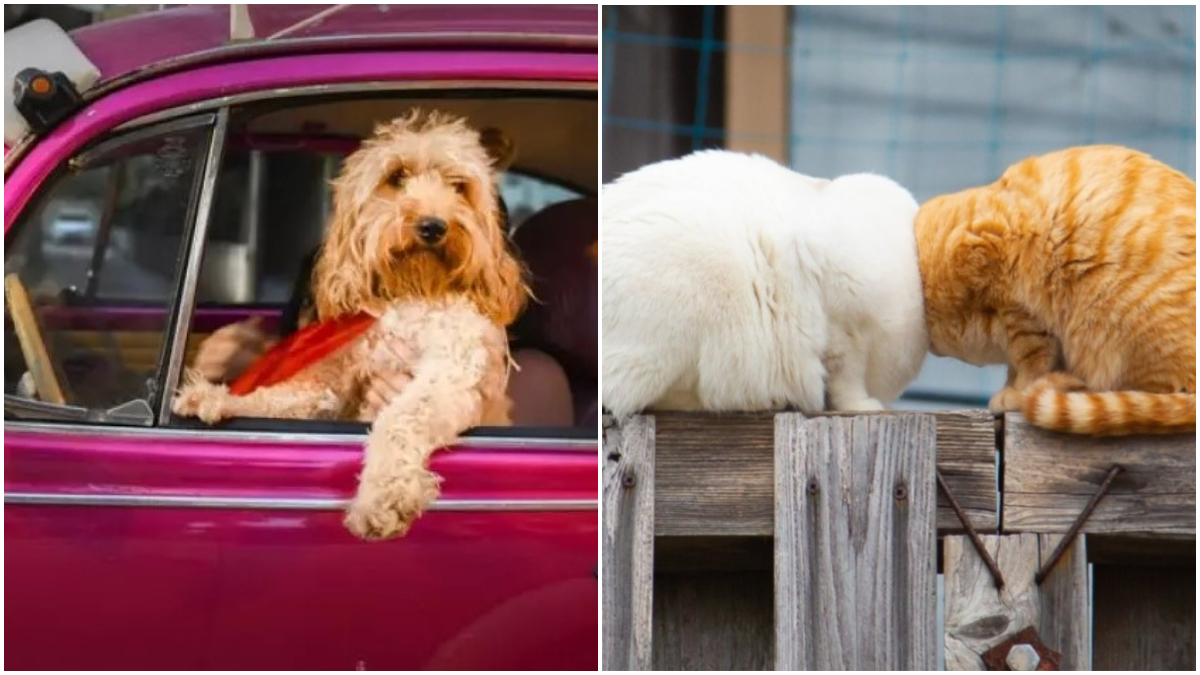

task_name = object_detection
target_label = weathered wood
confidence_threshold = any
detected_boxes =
[775,413,938,670]
[603,416,656,671]
[944,534,1041,670]
[944,533,1091,670]
[1087,532,1196,566]
[652,571,774,670]
[933,410,998,531]
[1037,534,1090,670]
[1093,563,1196,670]
[655,536,773,573]
[1003,414,1196,536]
[654,412,775,536]
[648,410,996,536]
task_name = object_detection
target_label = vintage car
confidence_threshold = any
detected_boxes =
[3,5,598,670]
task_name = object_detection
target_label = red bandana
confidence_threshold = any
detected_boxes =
[229,312,377,395]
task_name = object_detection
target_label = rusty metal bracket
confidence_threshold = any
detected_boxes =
[982,626,1062,671]
[937,468,1005,590]
[1034,463,1123,585]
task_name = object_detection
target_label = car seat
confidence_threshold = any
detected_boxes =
[511,197,598,429]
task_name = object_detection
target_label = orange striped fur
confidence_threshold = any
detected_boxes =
[915,145,1195,436]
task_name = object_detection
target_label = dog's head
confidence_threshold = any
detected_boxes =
[313,109,528,326]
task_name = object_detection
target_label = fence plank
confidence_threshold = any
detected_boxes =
[775,413,938,670]
[1004,413,1196,536]
[934,410,998,531]
[651,410,995,536]
[603,415,656,671]
[1093,563,1196,670]
[944,534,1041,670]
[1038,534,1090,670]
[654,412,775,536]
[653,571,774,670]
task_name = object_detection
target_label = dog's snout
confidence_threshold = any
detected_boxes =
[416,217,447,244]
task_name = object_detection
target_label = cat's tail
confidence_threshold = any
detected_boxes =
[1022,373,1195,436]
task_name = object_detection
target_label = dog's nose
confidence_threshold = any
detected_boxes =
[416,217,447,245]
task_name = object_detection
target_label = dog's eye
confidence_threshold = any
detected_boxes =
[385,168,405,188]
[453,180,469,196]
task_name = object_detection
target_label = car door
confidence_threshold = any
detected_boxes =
[5,107,598,670]
[5,111,225,669]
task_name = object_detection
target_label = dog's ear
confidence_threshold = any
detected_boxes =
[458,169,528,326]
[479,127,517,172]
[313,158,374,320]
[470,235,529,327]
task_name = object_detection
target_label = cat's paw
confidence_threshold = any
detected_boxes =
[172,377,230,424]
[988,386,1024,413]
[840,397,886,412]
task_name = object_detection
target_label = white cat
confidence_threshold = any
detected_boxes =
[602,150,928,417]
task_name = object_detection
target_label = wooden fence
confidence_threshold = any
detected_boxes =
[602,411,1195,671]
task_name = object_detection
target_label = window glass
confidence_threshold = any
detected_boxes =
[195,146,583,306]
[499,171,581,231]
[173,109,591,433]
[784,5,1195,408]
[4,117,214,419]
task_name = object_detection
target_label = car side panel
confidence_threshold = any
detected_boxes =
[4,427,597,669]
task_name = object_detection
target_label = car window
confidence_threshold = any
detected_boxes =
[171,104,594,433]
[195,150,584,306]
[197,147,335,305]
[500,171,582,232]
[4,115,216,422]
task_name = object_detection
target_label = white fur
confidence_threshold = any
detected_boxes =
[602,150,928,417]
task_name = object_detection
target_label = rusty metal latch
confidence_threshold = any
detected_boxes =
[982,626,1061,671]
[1034,464,1122,585]
[937,469,1006,590]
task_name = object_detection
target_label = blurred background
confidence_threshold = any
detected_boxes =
[4,4,146,31]
[603,5,1197,410]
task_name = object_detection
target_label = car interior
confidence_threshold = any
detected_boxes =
[4,90,598,435]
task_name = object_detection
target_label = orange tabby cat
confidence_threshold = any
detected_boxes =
[915,145,1195,435]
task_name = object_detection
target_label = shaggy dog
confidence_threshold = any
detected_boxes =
[173,110,528,540]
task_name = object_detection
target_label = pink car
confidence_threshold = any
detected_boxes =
[4,5,598,670]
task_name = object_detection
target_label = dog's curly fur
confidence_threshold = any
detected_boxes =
[173,109,528,540]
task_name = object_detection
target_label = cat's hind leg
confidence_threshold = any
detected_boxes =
[825,340,885,412]
[601,349,681,418]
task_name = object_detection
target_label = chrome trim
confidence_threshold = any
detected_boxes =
[4,492,596,512]
[4,395,89,422]
[116,80,598,131]
[156,108,231,423]
[71,113,217,170]
[4,420,598,451]
[85,32,597,103]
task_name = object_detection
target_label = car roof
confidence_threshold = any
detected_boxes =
[70,4,597,88]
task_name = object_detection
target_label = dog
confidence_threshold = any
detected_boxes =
[172,110,528,540]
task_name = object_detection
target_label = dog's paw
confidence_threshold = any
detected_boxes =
[172,378,230,424]
[988,386,1024,413]
[343,470,442,541]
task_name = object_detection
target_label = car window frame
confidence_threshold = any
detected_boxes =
[9,83,596,448]
[3,110,226,426]
[155,95,595,441]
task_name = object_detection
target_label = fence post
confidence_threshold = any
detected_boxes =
[944,533,1090,670]
[944,533,1040,670]
[1038,534,1090,670]
[774,413,938,669]
[602,415,656,670]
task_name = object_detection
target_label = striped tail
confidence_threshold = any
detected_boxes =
[1021,373,1196,436]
